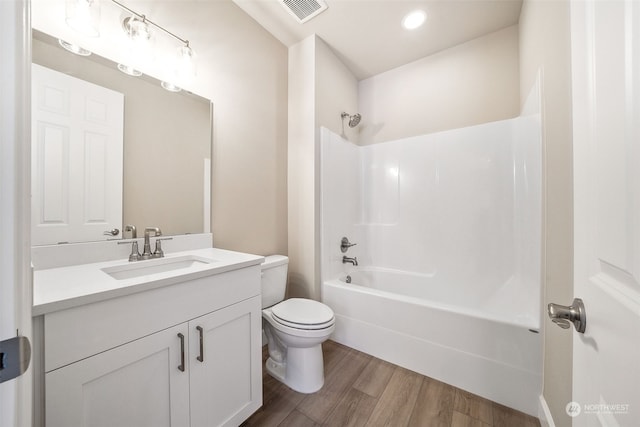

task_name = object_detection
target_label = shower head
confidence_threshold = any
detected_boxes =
[341,112,362,128]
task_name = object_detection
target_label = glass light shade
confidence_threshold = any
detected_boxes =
[58,39,91,56]
[176,44,197,79]
[65,0,101,37]
[161,81,182,92]
[117,63,142,77]
[126,17,151,42]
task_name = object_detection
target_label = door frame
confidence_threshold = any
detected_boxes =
[0,0,33,426]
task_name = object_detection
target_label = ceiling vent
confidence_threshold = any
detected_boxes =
[280,0,328,24]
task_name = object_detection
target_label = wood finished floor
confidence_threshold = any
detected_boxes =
[243,340,540,427]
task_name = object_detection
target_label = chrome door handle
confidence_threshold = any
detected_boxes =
[548,298,586,333]
[103,228,119,236]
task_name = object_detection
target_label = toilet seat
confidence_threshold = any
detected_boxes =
[271,298,335,330]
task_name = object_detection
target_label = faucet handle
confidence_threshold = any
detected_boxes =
[340,237,357,253]
[154,239,164,258]
[128,241,142,262]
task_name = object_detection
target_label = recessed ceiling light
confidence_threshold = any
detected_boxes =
[402,10,427,30]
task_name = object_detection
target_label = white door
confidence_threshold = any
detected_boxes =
[189,296,262,427]
[46,323,191,427]
[0,1,32,426]
[570,0,640,425]
[31,63,124,245]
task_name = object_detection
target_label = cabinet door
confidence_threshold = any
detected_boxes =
[46,323,190,427]
[189,296,262,427]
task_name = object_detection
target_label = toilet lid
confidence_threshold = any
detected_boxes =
[271,298,335,330]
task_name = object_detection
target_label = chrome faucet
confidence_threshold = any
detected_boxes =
[342,256,358,266]
[141,227,163,260]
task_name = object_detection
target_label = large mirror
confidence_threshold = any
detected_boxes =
[31,30,212,245]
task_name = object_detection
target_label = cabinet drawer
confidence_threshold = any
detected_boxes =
[45,265,260,372]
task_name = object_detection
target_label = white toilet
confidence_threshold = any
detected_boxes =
[261,255,335,393]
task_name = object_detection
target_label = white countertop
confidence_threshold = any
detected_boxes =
[33,248,264,316]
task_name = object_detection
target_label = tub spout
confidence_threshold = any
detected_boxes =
[342,256,358,266]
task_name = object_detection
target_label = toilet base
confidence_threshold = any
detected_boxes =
[265,345,325,394]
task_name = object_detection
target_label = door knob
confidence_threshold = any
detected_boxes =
[548,298,586,333]
[103,228,120,236]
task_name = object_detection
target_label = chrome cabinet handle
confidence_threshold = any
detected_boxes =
[548,298,586,333]
[196,326,204,362]
[177,333,185,372]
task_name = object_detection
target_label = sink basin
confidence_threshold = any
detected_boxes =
[101,255,216,280]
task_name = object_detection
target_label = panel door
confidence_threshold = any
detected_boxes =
[571,0,640,425]
[45,323,190,427]
[189,296,262,427]
[31,63,124,245]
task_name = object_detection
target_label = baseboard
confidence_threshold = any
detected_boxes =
[538,395,555,427]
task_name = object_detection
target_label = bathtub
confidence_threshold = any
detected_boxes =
[322,268,542,416]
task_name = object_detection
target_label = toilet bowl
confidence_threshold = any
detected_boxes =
[261,256,335,393]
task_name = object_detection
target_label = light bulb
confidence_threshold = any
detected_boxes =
[126,17,151,43]
[176,44,197,79]
[65,0,100,37]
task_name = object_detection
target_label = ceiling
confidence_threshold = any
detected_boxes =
[233,0,523,80]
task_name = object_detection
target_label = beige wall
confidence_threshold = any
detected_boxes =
[315,38,360,144]
[358,25,520,145]
[203,2,288,256]
[519,1,574,426]
[288,36,317,299]
[288,35,359,300]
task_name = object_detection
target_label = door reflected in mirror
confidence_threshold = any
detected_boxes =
[31,30,212,245]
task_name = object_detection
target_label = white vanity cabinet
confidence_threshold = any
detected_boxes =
[39,259,263,427]
[46,322,192,427]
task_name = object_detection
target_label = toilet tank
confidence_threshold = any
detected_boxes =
[261,255,289,308]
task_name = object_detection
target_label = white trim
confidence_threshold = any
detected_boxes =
[204,158,211,233]
[0,1,32,426]
[538,394,556,427]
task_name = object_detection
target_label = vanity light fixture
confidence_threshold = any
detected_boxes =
[112,0,197,80]
[402,10,427,30]
[58,39,92,56]
[65,0,101,37]
[65,0,197,87]
[116,15,150,77]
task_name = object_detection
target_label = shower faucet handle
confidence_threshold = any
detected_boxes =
[340,237,357,253]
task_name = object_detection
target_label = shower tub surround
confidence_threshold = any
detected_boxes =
[320,94,542,416]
